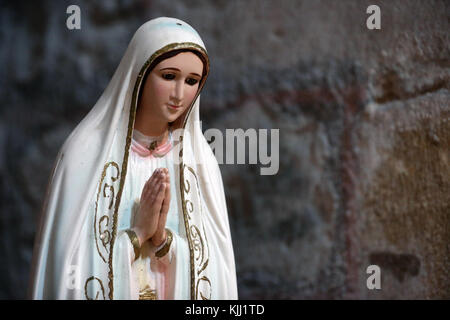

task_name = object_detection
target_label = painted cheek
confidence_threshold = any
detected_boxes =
[154,80,170,102]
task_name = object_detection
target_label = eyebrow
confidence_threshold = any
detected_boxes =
[159,67,201,78]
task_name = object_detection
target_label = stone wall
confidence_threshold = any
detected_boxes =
[0,0,448,299]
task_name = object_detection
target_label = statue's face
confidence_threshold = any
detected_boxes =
[139,51,203,124]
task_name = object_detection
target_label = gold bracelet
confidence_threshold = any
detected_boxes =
[155,229,173,258]
[125,229,141,261]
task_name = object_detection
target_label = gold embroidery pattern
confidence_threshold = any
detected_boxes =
[85,276,106,300]
[180,164,211,300]
[139,288,157,300]
[107,42,210,300]
[94,161,120,263]
[196,276,212,300]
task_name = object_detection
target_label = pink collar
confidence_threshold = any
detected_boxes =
[131,136,173,158]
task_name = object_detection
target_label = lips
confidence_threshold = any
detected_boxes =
[167,103,182,110]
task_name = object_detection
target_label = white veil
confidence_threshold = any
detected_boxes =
[29,17,238,300]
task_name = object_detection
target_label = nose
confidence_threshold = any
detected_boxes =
[170,80,184,105]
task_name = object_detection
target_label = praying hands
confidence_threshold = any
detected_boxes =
[132,167,170,247]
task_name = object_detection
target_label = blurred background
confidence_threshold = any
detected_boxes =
[0,0,448,299]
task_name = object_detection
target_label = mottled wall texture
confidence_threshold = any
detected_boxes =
[0,0,448,299]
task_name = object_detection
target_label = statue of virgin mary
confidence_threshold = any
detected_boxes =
[29,17,238,300]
